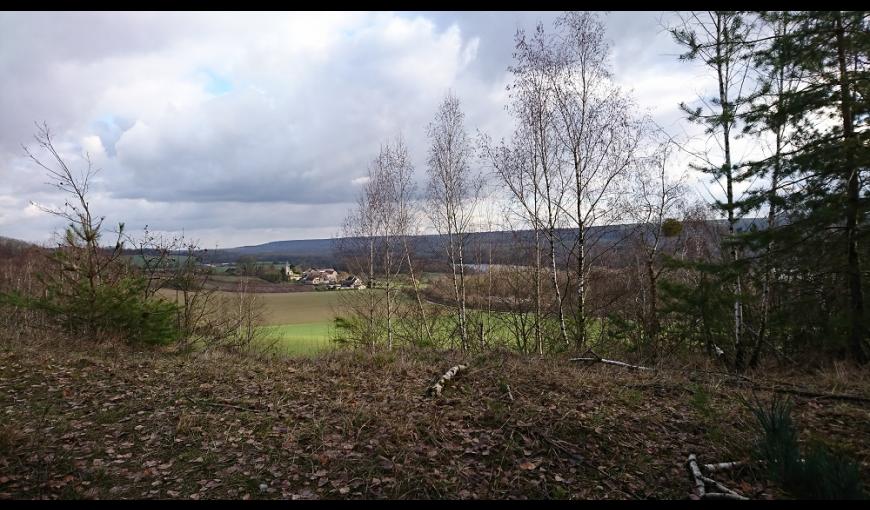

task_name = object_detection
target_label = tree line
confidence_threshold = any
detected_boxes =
[335,10,870,370]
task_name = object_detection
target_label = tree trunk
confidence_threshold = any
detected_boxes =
[534,227,543,355]
[646,256,660,344]
[456,228,469,351]
[835,11,867,364]
[548,231,570,346]
[715,15,744,370]
[405,245,432,345]
[577,218,586,350]
[369,238,376,350]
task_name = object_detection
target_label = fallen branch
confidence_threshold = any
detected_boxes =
[702,461,744,473]
[687,454,705,498]
[627,368,870,404]
[569,357,652,371]
[700,475,747,499]
[732,379,870,405]
[570,353,869,404]
[427,364,467,397]
[704,492,749,500]
[687,454,749,500]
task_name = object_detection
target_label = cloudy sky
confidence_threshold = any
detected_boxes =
[0,11,727,248]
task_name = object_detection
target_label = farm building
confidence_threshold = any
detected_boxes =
[340,275,365,289]
[301,268,338,285]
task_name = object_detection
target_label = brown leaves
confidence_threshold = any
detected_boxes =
[2,343,869,500]
[519,459,542,471]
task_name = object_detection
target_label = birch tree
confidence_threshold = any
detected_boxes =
[376,136,416,350]
[426,92,483,351]
[549,12,645,349]
[507,23,572,347]
[626,140,688,355]
[480,126,546,354]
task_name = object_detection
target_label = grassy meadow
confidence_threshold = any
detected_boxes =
[157,287,347,355]
[157,284,604,356]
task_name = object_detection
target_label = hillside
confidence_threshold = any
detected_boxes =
[1,340,867,499]
[213,218,766,266]
[0,236,36,252]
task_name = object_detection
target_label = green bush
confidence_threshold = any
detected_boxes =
[9,275,179,346]
[749,395,866,499]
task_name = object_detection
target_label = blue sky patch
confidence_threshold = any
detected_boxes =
[200,69,233,96]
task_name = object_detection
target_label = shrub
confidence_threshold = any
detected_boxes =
[7,274,179,346]
[749,395,866,499]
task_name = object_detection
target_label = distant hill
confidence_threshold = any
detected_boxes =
[207,238,339,266]
[0,236,37,252]
[210,218,765,267]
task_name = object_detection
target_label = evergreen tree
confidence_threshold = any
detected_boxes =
[669,11,756,369]
[739,11,870,363]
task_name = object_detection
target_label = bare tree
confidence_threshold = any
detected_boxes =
[508,24,573,348]
[401,206,433,346]
[547,12,646,349]
[481,127,546,354]
[337,136,417,350]
[426,92,483,351]
[21,122,132,337]
[23,123,126,305]
[338,164,384,348]
[126,226,180,301]
[626,140,688,355]
[375,136,416,350]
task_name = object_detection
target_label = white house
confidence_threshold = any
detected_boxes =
[302,268,338,285]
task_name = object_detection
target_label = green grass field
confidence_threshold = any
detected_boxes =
[257,322,336,355]
[156,288,603,357]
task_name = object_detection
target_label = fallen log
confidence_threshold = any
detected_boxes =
[732,379,870,405]
[686,454,706,498]
[704,492,749,500]
[427,364,467,397]
[570,354,869,404]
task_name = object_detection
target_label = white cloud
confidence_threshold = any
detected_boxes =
[1,11,722,246]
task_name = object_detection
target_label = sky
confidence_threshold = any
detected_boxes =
[0,11,732,248]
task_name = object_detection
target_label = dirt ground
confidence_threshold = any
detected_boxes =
[1,339,868,499]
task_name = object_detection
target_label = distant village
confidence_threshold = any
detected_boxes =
[205,261,366,290]
[286,265,366,290]
[126,254,366,290]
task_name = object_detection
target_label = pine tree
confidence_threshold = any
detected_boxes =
[739,11,870,363]
[669,11,756,369]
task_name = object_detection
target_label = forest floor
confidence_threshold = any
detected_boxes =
[1,338,869,500]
